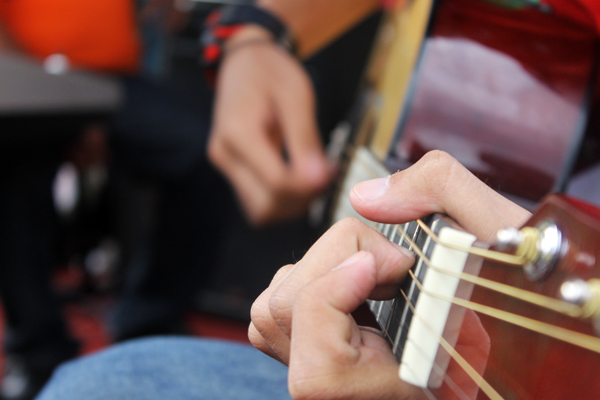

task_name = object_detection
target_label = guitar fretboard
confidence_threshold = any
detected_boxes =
[368,216,444,362]
[331,146,443,361]
[332,147,479,386]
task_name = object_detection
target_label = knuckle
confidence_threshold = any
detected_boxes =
[329,217,366,235]
[250,293,274,334]
[293,280,330,319]
[288,375,323,400]
[270,264,293,285]
[418,150,457,178]
[414,150,459,192]
[269,287,293,328]
[247,323,264,348]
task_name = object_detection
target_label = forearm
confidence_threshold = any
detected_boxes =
[258,0,381,57]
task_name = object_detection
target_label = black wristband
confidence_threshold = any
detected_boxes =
[200,4,297,83]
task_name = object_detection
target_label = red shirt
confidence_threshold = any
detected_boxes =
[383,0,600,32]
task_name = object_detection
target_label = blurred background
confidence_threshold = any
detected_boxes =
[0,1,599,400]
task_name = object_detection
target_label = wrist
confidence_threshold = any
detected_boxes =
[223,25,272,51]
[200,4,297,83]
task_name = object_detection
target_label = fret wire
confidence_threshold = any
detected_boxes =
[372,218,595,366]
[371,219,429,355]
[376,301,416,357]
[378,300,394,337]
[393,221,430,355]
[408,269,600,355]
[377,299,471,399]
[389,222,417,353]
[371,222,409,347]
[400,288,505,400]
[398,222,584,318]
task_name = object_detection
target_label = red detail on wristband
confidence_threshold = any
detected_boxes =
[213,25,243,39]
[204,44,221,63]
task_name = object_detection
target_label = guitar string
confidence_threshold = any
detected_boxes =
[368,222,488,400]
[399,288,505,400]
[345,151,598,395]
[371,301,472,400]
[396,221,600,352]
[399,331,472,400]
[399,361,466,400]
[369,219,600,364]
[375,220,508,400]
[347,146,522,266]
[369,220,584,319]
[412,220,584,318]
[407,269,600,354]
[352,148,580,317]
[394,216,600,352]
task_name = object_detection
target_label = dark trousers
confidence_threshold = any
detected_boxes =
[0,138,80,372]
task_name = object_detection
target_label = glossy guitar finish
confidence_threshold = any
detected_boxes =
[357,188,600,399]
[329,0,600,398]
[357,0,598,205]
[464,195,600,400]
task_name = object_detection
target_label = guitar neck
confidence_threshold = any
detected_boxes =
[333,146,487,389]
[368,217,435,359]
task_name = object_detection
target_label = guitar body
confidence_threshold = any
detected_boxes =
[331,0,600,398]
[344,0,598,206]
[467,196,600,399]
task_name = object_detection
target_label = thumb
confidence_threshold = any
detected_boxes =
[349,151,530,242]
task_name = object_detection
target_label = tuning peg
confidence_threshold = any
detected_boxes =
[495,220,562,281]
[560,279,600,319]
[560,279,600,335]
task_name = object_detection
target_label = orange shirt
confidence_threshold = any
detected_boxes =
[0,0,141,74]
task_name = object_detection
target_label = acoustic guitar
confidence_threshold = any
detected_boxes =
[328,0,600,398]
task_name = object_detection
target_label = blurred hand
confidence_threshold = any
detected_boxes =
[208,27,333,225]
[249,151,531,399]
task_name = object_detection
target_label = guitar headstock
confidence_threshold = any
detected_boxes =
[371,195,600,399]
[448,194,600,399]
[505,194,600,332]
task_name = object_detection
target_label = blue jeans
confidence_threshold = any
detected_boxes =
[36,337,291,400]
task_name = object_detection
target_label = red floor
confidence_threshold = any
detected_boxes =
[0,293,250,372]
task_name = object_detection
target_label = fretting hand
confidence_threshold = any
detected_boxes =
[249,151,531,399]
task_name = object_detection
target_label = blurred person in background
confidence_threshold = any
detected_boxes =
[0,0,383,399]
[0,1,227,399]
[0,2,141,399]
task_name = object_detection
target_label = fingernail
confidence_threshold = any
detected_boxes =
[392,243,414,259]
[352,176,390,202]
[332,251,371,271]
